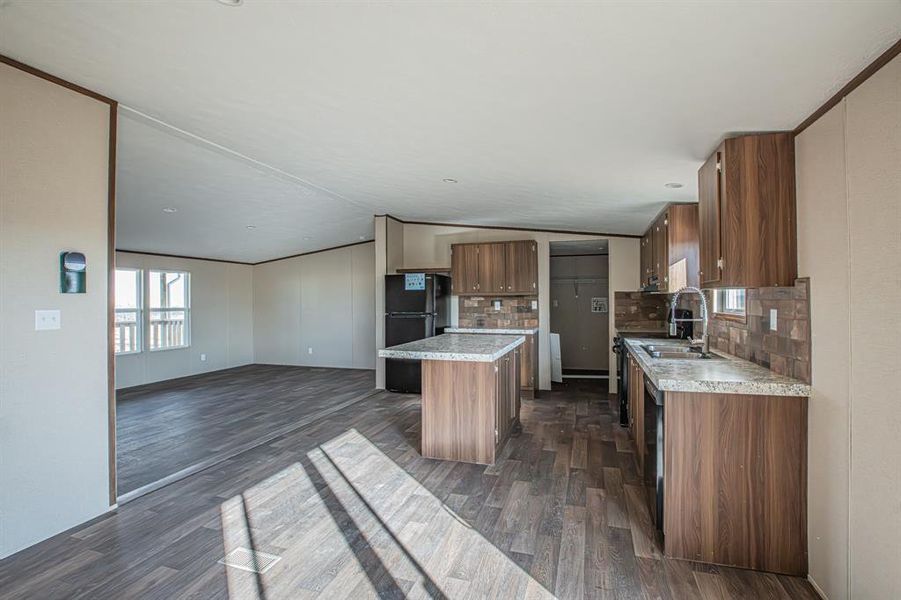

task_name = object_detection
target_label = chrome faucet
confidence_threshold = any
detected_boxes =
[669,286,710,356]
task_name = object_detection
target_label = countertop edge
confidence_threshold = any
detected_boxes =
[378,335,525,363]
[624,339,811,397]
[444,327,539,335]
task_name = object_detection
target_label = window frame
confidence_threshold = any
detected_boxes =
[712,288,747,322]
[114,268,143,356]
[147,270,192,352]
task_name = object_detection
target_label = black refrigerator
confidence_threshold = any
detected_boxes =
[385,273,450,393]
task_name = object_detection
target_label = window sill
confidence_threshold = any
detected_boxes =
[115,350,142,357]
[713,311,746,324]
[149,345,191,353]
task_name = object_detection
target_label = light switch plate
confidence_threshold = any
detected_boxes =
[35,309,61,331]
[200,354,207,362]
[308,347,313,354]
[769,309,778,331]
[531,300,538,310]
[493,300,501,311]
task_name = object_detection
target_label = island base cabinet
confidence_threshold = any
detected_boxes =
[421,351,521,465]
[663,391,808,576]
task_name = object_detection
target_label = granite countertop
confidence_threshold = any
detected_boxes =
[624,338,811,397]
[445,327,539,335]
[379,333,525,363]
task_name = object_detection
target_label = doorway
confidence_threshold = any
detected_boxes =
[549,240,610,379]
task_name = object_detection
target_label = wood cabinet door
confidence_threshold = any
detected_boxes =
[698,148,723,286]
[520,334,534,389]
[504,240,538,294]
[640,234,652,286]
[478,243,506,294]
[451,244,480,294]
[511,348,521,421]
[653,214,669,291]
[632,360,645,472]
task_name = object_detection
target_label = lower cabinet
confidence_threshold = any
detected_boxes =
[628,355,646,473]
[624,349,808,576]
[495,347,521,447]
[520,333,539,398]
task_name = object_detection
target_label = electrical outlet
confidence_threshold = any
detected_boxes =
[769,309,778,331]
[34,309,61,331]
[493,300,501,311]
[200,354,207,362]
[308,347,313,355]
[531,300,538,310]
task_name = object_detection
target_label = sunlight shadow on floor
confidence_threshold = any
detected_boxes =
[219,428,555,599]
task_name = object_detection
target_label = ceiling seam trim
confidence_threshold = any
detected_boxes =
[118,105,374,212]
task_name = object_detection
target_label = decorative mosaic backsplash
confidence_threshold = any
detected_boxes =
[457,296,539,329]
[613,291,668,331]
[614,279,812,384]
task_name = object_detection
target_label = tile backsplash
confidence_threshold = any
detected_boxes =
[614,279,812,383]
[457,296,538,329]
[613,291,668,331]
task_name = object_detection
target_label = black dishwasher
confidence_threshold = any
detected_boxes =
[644,374,665,532]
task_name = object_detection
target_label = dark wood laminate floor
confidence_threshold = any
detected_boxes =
[116,364,376,494]
[3,379,819,599]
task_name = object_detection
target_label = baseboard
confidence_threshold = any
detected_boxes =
[807,575,829,599]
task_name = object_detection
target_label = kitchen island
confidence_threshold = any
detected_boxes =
[378,333,524,464]
[622,337,810,576]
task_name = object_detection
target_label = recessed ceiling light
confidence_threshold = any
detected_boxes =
[359,236,366,240]
[664,182,683,189]
[246,225,256,230]
[303,236,311,241]
[215,0,243,6]
[162,207,177,213]
[442,178,458,184]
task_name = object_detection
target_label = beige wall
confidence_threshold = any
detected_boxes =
[0,63,112,558]
[253,242,375,369]
[396,221,640,390]
[114,252,254,389]
[796,54,900,600]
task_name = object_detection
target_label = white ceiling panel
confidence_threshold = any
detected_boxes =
[1,1,898,261]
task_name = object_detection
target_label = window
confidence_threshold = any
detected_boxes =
[114,268,142,354]
[713,288,747,318]
[148,270,190,351]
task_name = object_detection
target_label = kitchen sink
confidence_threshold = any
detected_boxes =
[640,344,724,360]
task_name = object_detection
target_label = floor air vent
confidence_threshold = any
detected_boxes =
[218,547,282,574]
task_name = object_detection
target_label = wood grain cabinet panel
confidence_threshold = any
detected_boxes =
[698,149,723,287]
[698,133,797,288]
[520,333,538,395]
[653,214,668,289]
[640,234,652,286]
[478,243,507,294]
[666,203,700,292]
[629,356,645,472]
[450,243,479,294]
[421,348,521,465]
[663,391,808,575]
[450,240,538,296]
[504,240,537,293]
[637,204,699,292]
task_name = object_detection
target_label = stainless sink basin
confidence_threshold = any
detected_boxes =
[642,344,692,353]
[641,344,724,360]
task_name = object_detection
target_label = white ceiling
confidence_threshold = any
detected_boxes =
[1,1,899,262]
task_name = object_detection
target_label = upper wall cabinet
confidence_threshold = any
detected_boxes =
[450,240,537,296]
[698,132,797,288]
[504,241,538,293]
[638,203,700,293]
